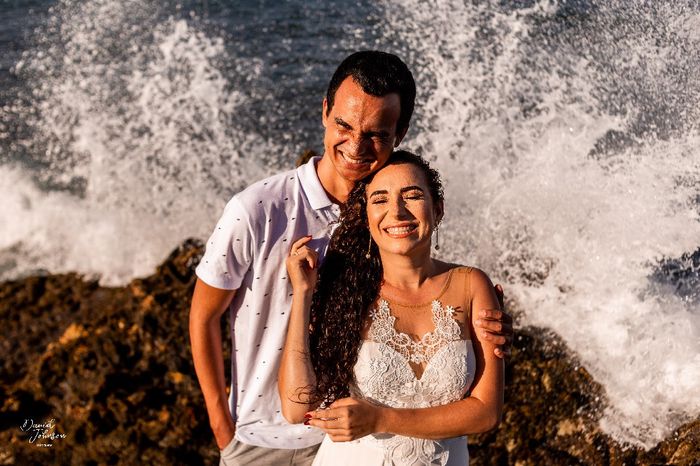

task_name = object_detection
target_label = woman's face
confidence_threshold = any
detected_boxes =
[365,162,442,258]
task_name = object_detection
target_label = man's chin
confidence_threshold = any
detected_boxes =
[342,170,372,183]
[336,164,373,182]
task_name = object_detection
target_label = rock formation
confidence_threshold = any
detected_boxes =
[0,241,697,465]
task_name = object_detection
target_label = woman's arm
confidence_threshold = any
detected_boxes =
[278,236,323,423]
[306,268,504,441]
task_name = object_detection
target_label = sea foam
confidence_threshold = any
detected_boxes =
[377,0,700,448]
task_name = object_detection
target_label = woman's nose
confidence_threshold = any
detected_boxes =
[388,198,409,218]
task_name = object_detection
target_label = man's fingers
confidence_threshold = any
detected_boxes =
[494,347,511,359]
[476,318,513,335]
[479,308,513,324]
[478,308,503,320]
[478,319,502,333]
[494,284,505,309]
[482,334,508,345]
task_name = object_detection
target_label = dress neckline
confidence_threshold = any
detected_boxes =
[365,299,465,380]
[379,266,458,308]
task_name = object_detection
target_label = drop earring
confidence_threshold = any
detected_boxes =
[365,235,372,259]
[434,226,440,251]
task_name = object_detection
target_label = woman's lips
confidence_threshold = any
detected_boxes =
[384,224,418,238]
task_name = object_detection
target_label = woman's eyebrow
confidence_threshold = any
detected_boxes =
[400,185,424,194]
[369,186,424,198]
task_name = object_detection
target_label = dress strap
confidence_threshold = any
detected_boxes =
[458,266,473,322]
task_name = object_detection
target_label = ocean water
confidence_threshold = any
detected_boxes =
[1,0,698,450]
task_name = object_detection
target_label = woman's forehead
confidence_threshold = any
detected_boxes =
[367,163,427,189]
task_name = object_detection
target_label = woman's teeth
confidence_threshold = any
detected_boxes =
[386,226,415,235]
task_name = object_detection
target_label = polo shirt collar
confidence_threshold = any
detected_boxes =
[297,156,334,210]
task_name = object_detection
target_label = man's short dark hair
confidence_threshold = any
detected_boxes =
[326,51,416,135]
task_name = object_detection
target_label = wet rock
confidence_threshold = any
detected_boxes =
[469,328,699,465]
[0,240,697,465]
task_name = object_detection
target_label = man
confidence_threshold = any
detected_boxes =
[190,51,513,465]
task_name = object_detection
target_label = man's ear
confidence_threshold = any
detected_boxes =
[394,125,408,147]
[322,98,329,128]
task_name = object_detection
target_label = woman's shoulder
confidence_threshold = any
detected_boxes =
[441,263,494,300]
[444,263,491,279]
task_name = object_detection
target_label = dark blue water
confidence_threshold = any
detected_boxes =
[1,0,387,172]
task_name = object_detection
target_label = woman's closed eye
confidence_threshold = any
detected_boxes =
[403,191,424,201]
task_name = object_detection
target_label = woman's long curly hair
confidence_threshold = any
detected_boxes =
[308,150,444,403]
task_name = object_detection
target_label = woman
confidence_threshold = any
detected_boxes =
[279,150,504,465]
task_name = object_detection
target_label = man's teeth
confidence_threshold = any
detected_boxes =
[342,153,367,165]
[386,226,415,234]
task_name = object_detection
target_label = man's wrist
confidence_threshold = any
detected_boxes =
[213,423,236,449]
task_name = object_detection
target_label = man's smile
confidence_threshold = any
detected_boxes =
[339,151,372,167]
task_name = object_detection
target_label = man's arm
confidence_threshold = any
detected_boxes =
[189,278,237,449]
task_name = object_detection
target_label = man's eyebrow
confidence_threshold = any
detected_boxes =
[365,130,391,138]
[334,117,352,129]
[334,118,390,138]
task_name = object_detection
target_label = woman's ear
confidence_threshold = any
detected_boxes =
[434,200,444,227]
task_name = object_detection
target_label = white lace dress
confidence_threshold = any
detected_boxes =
[312,299,476,466]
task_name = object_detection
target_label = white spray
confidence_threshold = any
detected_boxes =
[377,0,700,448]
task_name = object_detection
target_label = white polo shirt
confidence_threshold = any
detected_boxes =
[196,157,339,449]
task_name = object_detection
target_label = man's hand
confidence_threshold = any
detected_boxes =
[213,420,236,450]
[304,397,382,442]
[474,284,513,359]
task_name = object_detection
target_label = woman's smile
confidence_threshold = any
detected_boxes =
[383,222,418,238]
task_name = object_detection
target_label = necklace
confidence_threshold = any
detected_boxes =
[380,267,457,308]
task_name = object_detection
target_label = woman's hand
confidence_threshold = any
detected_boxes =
[286,236,319,294]
[304,397,383,442]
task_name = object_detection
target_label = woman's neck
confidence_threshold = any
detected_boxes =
[379,249,436,291]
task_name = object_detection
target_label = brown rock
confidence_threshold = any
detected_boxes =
[0,239,697,465]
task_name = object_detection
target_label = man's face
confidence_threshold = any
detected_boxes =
[322,77,404,183]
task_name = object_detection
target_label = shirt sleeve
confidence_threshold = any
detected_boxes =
[196,196,255,290]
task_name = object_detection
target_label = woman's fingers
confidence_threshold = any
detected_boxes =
[289,236,318,267]
[290,235,313,254]
[286,236,319,291]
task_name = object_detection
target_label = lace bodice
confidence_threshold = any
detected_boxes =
[349,298,476,465]
[368,300,464,366]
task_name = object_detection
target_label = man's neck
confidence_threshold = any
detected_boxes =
[316,154,355,204]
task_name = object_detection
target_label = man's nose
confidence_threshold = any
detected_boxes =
[344,134,369,158]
